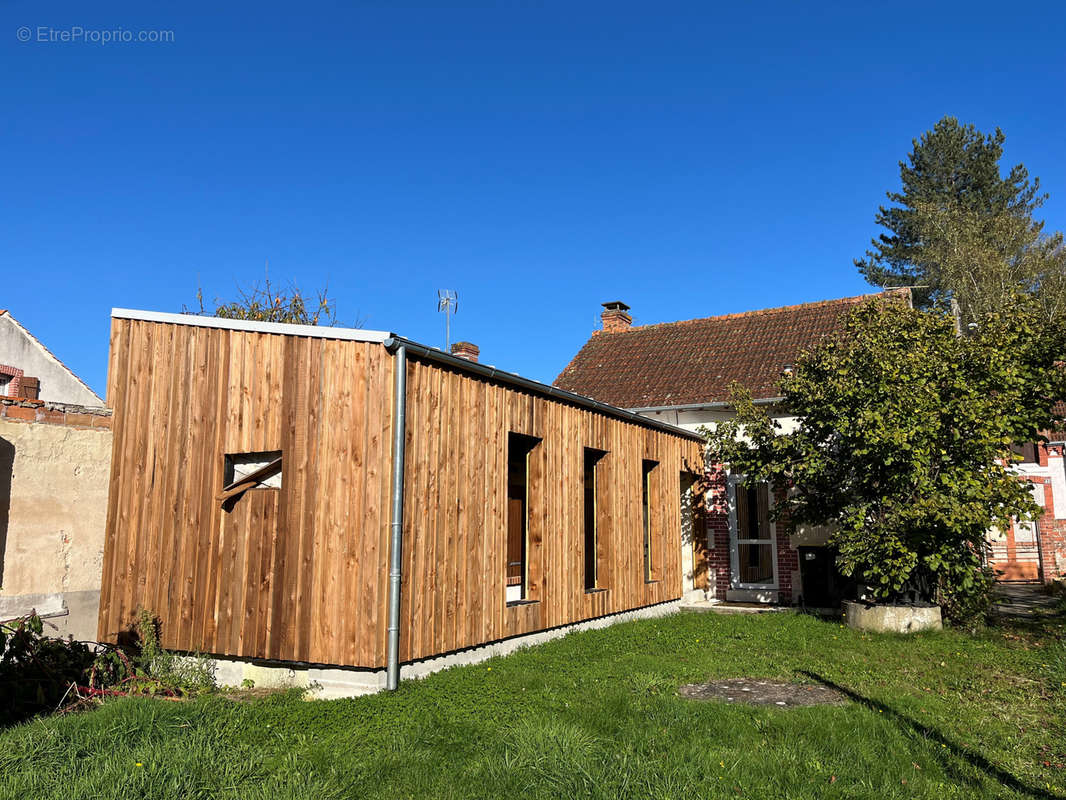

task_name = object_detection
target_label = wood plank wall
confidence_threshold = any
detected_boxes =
[98,318,393,667]
[398,356,704,663]
[99,318,703,669]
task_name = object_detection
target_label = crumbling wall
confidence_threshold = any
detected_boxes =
[0,399,112,640]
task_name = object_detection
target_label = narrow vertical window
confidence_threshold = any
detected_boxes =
[642,459,658,582]
[507,433,540,604]
[584,448,606,591]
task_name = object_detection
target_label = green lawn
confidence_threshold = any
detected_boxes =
[1,609,1064,800]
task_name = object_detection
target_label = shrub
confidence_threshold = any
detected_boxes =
[0,614,95,726]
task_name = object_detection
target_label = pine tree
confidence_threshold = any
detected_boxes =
[856,116,1046,305]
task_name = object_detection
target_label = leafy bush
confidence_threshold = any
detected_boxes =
[939,563,997,628]
[0,614,95,726]
[0,607,217,726]
[704,297,1062,618]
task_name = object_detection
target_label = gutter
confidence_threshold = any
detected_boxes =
[626,398,785,413]
[385,344,407,691]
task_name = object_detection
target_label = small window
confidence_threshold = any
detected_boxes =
[506,433,540,604]
[642,459,658,582]
[584,448,606,591]
[1011,442,1039,464]
[224,451,283,489]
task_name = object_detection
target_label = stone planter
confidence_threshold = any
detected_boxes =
[844,600,942,633]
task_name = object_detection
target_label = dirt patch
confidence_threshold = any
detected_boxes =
[679,678,848,707]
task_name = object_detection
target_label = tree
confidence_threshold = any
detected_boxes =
[911,200,1066,327]
[190,276,351,327]
[856,116,1046,306]
[704,298,1061,617]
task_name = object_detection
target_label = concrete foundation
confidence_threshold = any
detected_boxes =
[0,589,101,641]
[201,599,683,699]
[844,600,942,633]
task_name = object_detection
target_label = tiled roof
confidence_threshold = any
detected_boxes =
[553,290,908,409]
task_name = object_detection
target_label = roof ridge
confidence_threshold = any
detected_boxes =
[626,290,896,334]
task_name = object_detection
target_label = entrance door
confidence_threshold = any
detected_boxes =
[728,479,778,601]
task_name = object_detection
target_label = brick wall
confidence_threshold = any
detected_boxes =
[1036,450,1066,583]
[774,490,798,604]
[1041,445,1066,582]
[1000,443,1066,585]
[0,398,111,429]
[1038,514,1066,582]
[706,517,731,598]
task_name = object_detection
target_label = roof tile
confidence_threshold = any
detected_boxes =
[553,290,907,408]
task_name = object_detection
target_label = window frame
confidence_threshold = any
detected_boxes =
[583,448,607,592]
[642,459,659,583]
[506,433,541,606]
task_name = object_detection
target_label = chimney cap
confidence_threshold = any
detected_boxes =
[601,301,630,312]
[449,341,480,362]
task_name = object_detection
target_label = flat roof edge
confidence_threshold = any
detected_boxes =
[111,308,392,343]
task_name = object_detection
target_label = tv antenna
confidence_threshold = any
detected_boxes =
[437,289,458,350]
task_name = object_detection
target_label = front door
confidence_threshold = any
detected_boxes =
[728,478,778,602]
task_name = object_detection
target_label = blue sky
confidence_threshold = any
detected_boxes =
[3,1,1064,396]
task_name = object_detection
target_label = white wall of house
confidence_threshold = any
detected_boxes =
[0,313,102,407]
[636,405,802,437]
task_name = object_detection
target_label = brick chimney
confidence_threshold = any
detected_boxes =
[600,301,632,333]
[450,341,480,362]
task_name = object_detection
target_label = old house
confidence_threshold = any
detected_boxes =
[555,291,909,607]
[0,310,103,406]
[990,438,1066,584]
[555,291,1066,602]
[0,311,111,639]
[98,309,704,694]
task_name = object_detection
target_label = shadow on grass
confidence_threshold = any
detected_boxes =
[800,670,1062,799]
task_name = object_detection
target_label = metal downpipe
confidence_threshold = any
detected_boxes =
[386,344,407,690]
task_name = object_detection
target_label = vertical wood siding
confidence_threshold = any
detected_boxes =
[99,319,703,669]
[98,319,393,667]
[397,357,704,663]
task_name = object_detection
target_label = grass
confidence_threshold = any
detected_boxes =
[0,609,1063,800]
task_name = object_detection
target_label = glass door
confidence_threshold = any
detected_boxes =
[730,480,776,589]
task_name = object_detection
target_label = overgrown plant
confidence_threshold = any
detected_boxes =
[703,297,1062,618]
[0,614,95,726]
[132,608,216,695]
[189,274,358,327]
[0,608,217,725]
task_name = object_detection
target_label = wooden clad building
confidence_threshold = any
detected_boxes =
[98,309,705,672]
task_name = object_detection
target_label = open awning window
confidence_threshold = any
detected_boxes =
[218,451,282,503]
